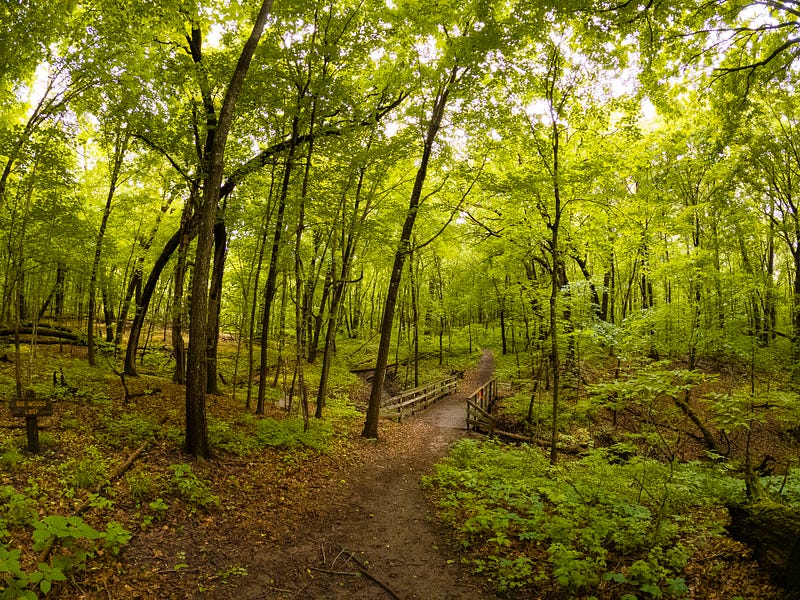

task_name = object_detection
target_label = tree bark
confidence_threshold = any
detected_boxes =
[728,499,800,595]
[206,217,227,394]
[362,66,458,439]
[88,131,128,366]
[185,0,274,457]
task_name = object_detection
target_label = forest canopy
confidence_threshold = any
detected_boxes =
[3,0,798,447]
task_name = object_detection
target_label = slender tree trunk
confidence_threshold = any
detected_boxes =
[791,250,800,385]
[206,217,227,394]
[102,285,115,343]
[88,132,128,366]
[55,263,65,322]
[410,248,419,388]
[315,162,368,415]
[362,67,457,439]
[185,0,274,457]
[245,193,274,409]
[256,117,298,415]
[171,214,193,384]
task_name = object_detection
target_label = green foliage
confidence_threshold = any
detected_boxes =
[0,446,24,470]
[324,395,362,422]
[207,408,343,456]
[427,439,744,596]
[0,486,39,533]
[125,468,165,504]
[762,468,800,508]
[0,515,130,597]
[253,417,334,451]
[104,413,159,448]
[58,445,109,492]
[0,545,63,599]
[169,464,220,512]
[207,418,259,456]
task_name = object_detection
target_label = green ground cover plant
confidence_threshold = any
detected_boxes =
[425,438,746,597]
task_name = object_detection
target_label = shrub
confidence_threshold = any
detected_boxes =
[427,439,742,597]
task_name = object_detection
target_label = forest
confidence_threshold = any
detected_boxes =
[3,0,800,598]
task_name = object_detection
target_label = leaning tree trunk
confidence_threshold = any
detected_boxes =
[362,67,457,439]
[124,227,184,375]
[115,188,175,351]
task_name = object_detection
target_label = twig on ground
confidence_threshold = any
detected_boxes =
[310,566,360,577]
[344,549,402,600]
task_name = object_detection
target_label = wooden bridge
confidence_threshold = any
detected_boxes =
[466,378,498,433]
[380,376,458,421]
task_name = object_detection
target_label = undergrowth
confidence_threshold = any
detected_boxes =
[425,439,745,598]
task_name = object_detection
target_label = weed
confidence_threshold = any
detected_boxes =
[59,446,108,491]
[169,464,220,512]
[104,413,158,448]
[208,418,258,456]
[0,515,131,597]
[0,486,38,536]
[0,447,24,470]
[254,417,333,451]
[125,469,163,504]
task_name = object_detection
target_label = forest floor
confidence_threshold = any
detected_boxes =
[0,345,788,599]
[108,350,497,600]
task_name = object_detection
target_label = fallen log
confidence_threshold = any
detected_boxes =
[727,499,800,597]
[0,327,83,344]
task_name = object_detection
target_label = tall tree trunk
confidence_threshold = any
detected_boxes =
[206,216,227,394]
[171,213,193,384]
[245,188,275,409]
[55,263,65,322]
[102,284,115,343]
[185,1,273,457]
[791,249,800,385]
[315,157,370,414]
[88,131,128,366]
[410,247,420,388]
[362,66,458,439]
[256,118,298,414]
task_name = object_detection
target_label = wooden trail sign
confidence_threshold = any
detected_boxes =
[8,389,52,453]
[10,391,53,417]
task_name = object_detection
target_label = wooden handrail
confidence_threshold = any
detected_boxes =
[466,378,497,432]
[381,376,458,421]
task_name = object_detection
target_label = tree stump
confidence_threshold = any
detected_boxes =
[727,499,800,597]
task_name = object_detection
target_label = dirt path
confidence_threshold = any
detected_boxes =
[224,350,496,600]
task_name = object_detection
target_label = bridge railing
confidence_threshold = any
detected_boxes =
[381,376,458,421]
[466,378,497,433]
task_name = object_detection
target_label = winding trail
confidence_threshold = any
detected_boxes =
[224,350,495,599]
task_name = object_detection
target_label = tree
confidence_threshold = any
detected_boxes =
[184,0,275,458]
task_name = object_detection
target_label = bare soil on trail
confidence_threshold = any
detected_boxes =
[222,350,496,600]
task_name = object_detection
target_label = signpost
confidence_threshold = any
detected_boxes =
[9,389,52,453]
